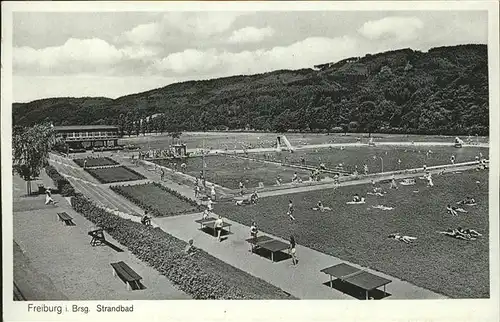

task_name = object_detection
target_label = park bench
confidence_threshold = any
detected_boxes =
[110,261,143,291]
[57,212,75,226]
[320,263,392,300]
[88,228,106,246]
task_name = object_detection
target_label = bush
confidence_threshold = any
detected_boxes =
[70,195,291,299]
[45,165,75,197]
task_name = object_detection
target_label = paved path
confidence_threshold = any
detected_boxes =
[13,175,189,300]
[153,212,446,300]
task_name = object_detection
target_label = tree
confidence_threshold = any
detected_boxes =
[358,101,382,137]
[13,124,60,195]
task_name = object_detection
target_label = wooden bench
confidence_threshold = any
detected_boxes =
[88,228,106,246]
[110,261,142,291]
[57,212,75,226]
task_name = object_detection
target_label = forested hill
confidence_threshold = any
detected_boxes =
[13,44,489,135]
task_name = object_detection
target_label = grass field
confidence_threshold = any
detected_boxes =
[250,146,488,173]
[85,166,146,183]
[152,155,314,189]
[73,157,118,168]
[111,183,201,217]
[120,132,489,151]
[216,169,489,298]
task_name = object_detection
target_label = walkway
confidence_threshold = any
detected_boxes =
[153,212,446,300]
[13,174,189,300]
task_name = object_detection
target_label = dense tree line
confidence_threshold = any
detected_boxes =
[13,44,489,136]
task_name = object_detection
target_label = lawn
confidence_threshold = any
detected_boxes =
[73,157,118,168]
[152,155,314,189]
[85,166,145,183]
[111,182,202,217]
[250,145,488,173]
[216,169,490,298]
[120,132,489,151]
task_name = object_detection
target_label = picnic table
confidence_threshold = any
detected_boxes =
[110,261,142,291]
[320,263,392,299]
[245,235,273,252]
[57,212,75,226]
[194,217,216,229]
[202,221,232,237]
[88,228,106,246]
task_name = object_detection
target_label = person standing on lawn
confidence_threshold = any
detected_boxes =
[214,215,224,242]
[450,155,456,165]
[210,184,216,201]
[160,168,165,181]
[289,235,297,265]
[239,181,244,196]
[194,185,201,199]
[83,159,87,169]
[287,200,296,221]
[389,175,398,189]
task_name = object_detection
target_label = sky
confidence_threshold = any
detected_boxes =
[12,10,488,103]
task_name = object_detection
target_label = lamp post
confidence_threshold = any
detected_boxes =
[379,157,384,173]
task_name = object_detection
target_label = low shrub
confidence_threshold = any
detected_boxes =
[45,165,75,197]
[70,194,292,299]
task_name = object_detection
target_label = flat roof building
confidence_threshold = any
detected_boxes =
[53,125,121,151]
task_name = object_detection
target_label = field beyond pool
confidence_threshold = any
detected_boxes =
[216,169,489,298]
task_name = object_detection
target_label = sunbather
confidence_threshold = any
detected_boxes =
[372,205,394,211]
[347,197,365,205]
[352,194,362,202]
[438,229,475,240]
[447,204,467,216]
[457,196,477,206]
[388,233,417,244]
[312,201,331,212]
[400,178,416,186]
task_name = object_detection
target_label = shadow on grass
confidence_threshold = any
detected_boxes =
[322,280,391,300]
[252,247,292,263]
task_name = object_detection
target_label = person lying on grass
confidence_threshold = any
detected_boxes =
[446,204,468,216]
[372,205,394,211]
[347,194,365,204]
[312,201,332,212]
[400,178,416,186]
[235,191,259,206]
[387,233,417,244]
[438,228,481,240]
[457,196,477,206]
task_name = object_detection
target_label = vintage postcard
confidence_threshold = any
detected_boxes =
[2,1,499,321]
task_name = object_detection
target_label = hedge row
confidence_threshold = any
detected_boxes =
[110,182,203,217]
[70,194,292,299]
[45,165,75,197]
